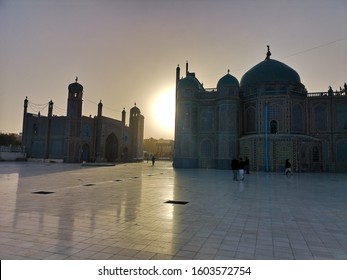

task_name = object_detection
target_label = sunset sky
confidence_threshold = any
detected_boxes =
[1,0,346,139]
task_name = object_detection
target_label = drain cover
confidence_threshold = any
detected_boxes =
[165,200,189,205]
[83,183,95,186]
[32,191,55,195]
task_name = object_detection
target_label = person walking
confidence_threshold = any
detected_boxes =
[238,158,245,181]
[285,159,293,175]
[151,155,156,166]
[245,157,250,174]
[231,158,238,181]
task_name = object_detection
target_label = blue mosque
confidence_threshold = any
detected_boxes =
[22,78,144,163]
[173,47,347,172]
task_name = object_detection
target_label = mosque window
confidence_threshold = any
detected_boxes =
[33,124,38,135]
[336,104,347,131]
[270,120,277,134]
[312,146,319,162]
[201,139,212,157]
[245,106,256,133]
[314,104,327,131]
[292,104,303,132]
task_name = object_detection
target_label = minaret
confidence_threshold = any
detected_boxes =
[121,108,126,161]
[22,97,29,154]
[129,103,144,161]
[94,100,103,162]
[66,77,83,162]
[97,100,103,117]
[45,100,54,159]
[176,64,180,86]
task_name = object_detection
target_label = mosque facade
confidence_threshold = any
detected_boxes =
[22,78,144,163]
[174,47,347,172]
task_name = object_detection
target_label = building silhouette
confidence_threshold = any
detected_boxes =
[22,78,144,163]
[174,47,347,172]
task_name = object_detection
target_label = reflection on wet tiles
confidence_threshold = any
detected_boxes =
[2,161,347,260]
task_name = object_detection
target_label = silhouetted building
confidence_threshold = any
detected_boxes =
[174,47,347,172]
[22,78,144,163]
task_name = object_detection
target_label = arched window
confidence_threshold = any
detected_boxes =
[201,139,212,157]
[292,104,303,132]
[270,120,277,134]
[312,146,319,162]
[314,104,327,131]
[245,106,256,133]
[33,124,38,135]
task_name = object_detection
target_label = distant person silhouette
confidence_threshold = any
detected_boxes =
[285,159,293,175]
[238,158,245,181]
[231,158,238,181]
[151,155,156,166]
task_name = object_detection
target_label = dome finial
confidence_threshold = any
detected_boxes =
[75,76,78,82]
[228,69,230,74]
[266,45,271,60]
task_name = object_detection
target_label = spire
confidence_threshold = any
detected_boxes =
[228,69,230,74]
[75,76,78,82]
[266,45,271,60]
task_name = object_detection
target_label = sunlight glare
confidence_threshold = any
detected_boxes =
[153,87,175,139]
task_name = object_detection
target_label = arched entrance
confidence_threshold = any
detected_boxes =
[81,143,90,162]
[122,146,128,162]
[105,133,118,162]
[299,143,322,172]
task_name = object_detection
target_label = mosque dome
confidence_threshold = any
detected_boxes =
[217,72,239,91]
[240,47,301,87]
[177,76,203,91]
[130,104,141,116]
[68,77,83,93]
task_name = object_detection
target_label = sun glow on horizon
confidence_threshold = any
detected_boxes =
[152,87,175,139]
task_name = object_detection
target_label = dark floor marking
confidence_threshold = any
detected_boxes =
[165,200,189,205]
[32,191,55,195]
[83,183,95,186]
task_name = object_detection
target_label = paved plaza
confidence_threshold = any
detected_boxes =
[0,161,347,260]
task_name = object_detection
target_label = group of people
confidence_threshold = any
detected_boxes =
[231,157,294,179]
[231,157,249,181]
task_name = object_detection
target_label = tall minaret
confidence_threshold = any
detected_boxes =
[66,77,83,162]
[22,97,29,154]
[176,64,180,86]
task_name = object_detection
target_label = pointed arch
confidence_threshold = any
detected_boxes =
[105,133,118,162]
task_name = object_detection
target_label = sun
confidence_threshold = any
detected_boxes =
[153,87,175,138]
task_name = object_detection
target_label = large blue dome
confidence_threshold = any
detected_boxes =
[240,58,301,87]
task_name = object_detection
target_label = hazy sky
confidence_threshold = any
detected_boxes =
[1,0,346,139]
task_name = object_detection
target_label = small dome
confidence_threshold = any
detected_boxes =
[177,76,202,91]
[68,78,83,93]
[130,104,141,114]
[240,58,301,87]
[217,72,239,91]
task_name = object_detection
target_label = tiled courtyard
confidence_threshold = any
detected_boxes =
[0,161,347,260]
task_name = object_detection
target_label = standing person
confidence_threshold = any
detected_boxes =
[231,158,238,181]
[151,155,156,166]
[245,157,250,174]
[238,158,245,181]
[285,159,293,175]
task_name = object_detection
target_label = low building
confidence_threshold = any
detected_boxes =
[22,78,144,163]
